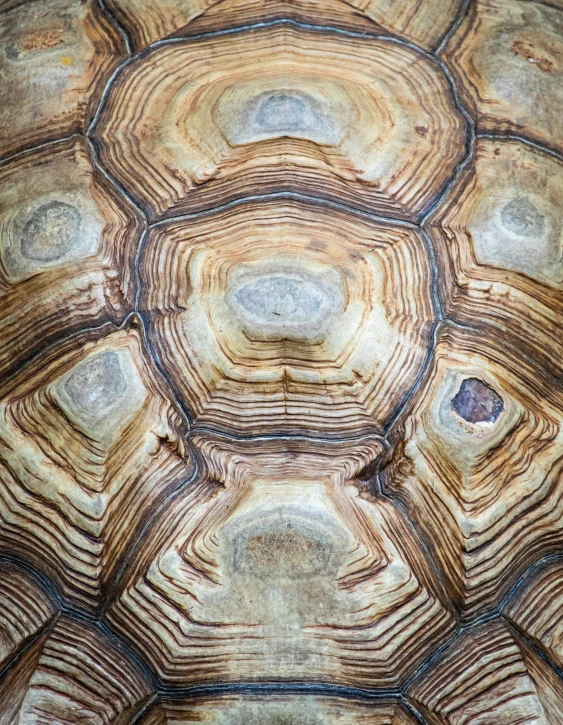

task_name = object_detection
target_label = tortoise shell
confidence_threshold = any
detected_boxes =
[0,0,562,722]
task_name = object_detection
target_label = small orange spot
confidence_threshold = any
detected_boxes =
[61,56,72,66]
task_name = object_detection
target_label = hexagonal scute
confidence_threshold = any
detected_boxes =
[0,0,126,160]
[0,137,142,383]
[105,0,464,52]
[108,434,455,689]
[0,563,57,671]
[0,615,153,723]
[443,0,563,153]
[0,328,191,611]
[138,694,419,725]
[428,138,563,381]
[139,200,436,437]
[384,324,563,620]
[408,620,563,725]
[93,24,467,221]
[503,558,563,671]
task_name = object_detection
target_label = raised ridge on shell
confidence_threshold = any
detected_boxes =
[503,558,563,672]
[0,563,57,672]
[427,137,563,382]
[139,199,436,437]
[105,0,464,52]
[0,615,153,723]
[94,24,466,221]
[408,619,563,725]
[384,323,563,620]
[0,137,142,385]
[0,328,191,611]
[107,435,454,688]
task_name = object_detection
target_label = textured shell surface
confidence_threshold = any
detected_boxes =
[0,0,562,723]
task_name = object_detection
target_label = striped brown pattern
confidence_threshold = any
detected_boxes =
[0,0,561,722]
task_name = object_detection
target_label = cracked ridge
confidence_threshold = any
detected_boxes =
[87,18,474,226]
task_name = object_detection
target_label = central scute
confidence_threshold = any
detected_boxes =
[230,270,344,343]
[220,87,343,146]
[235,274,326,322]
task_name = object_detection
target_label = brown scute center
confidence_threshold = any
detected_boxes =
[511,40,557,73]
[20,201,81,262]
[6,29,65,60]
[235,525,332,579]
[63,351,127,416]
[451,377,504,424]
[217,702,327,725]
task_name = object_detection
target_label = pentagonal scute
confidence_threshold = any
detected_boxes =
[427,137,563,381]
[443,0,563,153]
[94,24,467,220]
[0,328,190,611]
[384,324,563,620]
[106,0,464,52]
[0,0,126,159]
[108,435,454,689]
[139,199,436,437]
[0,137,142,384]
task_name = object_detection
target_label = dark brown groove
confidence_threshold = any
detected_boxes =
[0,554,64,613]
[129,694,160,725]
[86,136,149,222]
[401,695,431,725]
[503,616,563,685]
[97,0,133,56]
[381,321,440,439]
[402,616,498,693]
[500,552,563,615]
[94,615,159,689]
[378,478,460,621]
[98,458,200,618]
[529,0,563,11]
[434,0,472,55]
[156,681,403,700]
[0,611,60,684]
[477,130,563,164]
[134,312,194,431]
[0,134,81,169]
[149,191,421,230]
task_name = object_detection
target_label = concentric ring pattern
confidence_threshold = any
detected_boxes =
[0,0,562,723]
